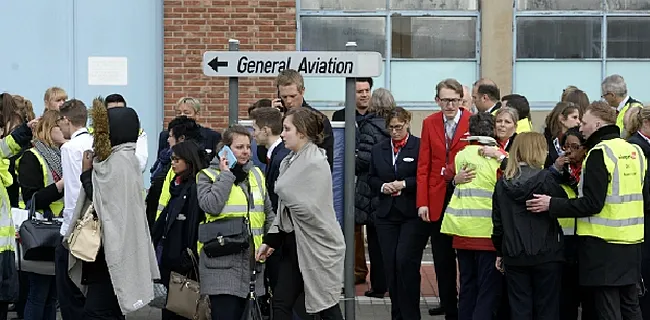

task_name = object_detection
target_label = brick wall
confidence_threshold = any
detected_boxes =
[163,0,296,131]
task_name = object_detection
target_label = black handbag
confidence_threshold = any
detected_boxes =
[18,194,62,261]
[202,183,253,258]
[202,216,250,258]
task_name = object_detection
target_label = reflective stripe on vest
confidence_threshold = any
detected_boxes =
[23,149,64,216]
[197,166,267,254]
[440,145,500,238]
[616,100,644,138]
[577,139,645,244]
[0,135,20,159]
[558,184,577,236]
[155,167,175,221]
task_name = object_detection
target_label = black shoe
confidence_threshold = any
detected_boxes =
[364,290,386,298]
[429,306,445,316]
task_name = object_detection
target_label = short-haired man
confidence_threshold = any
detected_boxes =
[601,74,644,138]
[501,94,533,132]
[472,78,501,114]
[56,99,91,319]
[417,78,470,318]
[528,101,646,319]
[98,93,148,172]
[331,77,373,122]
[273,69,334,170]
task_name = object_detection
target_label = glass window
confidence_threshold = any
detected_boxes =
[606,0,650,10]
[516,17,602,59]
[607,17,650,58]
[300,17,386,53]
[390,0,477,10]
[300,0,386,10]
[516,0,602,10]
[392,17,476,59]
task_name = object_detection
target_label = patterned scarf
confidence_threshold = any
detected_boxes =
[33,140,63,181]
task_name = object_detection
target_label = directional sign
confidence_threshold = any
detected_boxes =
[202,51,383,78]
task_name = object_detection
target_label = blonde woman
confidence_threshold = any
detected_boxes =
[491,132,569,319]
[494,107,519,151]
[43,87,67,111]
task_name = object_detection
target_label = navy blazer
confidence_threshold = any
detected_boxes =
[368,135,420,219]
[265,141,291,213]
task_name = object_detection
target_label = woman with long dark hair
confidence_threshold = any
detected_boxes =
[152,140,206,319]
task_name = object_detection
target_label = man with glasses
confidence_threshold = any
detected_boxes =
[601,74,644,138]
[417,78,471,319]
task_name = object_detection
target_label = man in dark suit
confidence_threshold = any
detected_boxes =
[272,69,334,171]
[417,78,472,319]
[331,77,373,123]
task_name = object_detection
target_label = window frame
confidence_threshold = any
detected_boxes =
[296,0,481,107]
[512,0,650,98]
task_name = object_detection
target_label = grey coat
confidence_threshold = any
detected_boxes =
[196,160,275,298]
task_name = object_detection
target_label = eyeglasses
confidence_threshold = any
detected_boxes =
[562,143,582,151]
[170,155,181,162]
[439,98,462,106]
[388,124,405,131]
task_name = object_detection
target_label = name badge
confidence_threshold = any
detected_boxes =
[176,214,187,221]
[403,157,414,162]
[440,167,446,176]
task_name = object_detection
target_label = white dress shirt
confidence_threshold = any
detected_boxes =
[60,128,94,235]
[266,137,283,160]
[135,130,149,173]
[617,96,631,112]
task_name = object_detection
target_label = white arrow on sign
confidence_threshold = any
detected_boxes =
[202,51,383,78]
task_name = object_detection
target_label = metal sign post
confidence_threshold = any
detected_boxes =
[228,39,240,125]
[343,41,357,320]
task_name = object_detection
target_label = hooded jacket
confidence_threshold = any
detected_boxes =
[355,113,390,224]
[492,165,568,266]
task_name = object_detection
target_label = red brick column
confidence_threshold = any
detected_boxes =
[163,0,296,131]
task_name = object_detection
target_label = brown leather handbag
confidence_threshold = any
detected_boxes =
[165,249,210,320]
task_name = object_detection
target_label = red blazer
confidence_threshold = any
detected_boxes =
[416,110,471,222]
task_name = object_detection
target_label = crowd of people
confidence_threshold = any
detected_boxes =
[0,69,647,320]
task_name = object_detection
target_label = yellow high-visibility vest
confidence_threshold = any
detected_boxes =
[558,184,577,236]
[441,145,500,238]
[16,148,64,217]
[0,134,27,253]
[576,138,645,244]
[196,167,267,255]
[616,98,644,138]
[155,167,175,221]
[516,118,533,133]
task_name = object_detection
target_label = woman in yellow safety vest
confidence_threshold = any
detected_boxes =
[16,110,65,320]
[441,112,504,319]
[196,124,275,319]
[0,93,38,319]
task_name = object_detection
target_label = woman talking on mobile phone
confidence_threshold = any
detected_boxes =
[196,125,275,320]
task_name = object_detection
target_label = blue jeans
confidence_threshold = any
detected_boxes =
[24,273,56,320]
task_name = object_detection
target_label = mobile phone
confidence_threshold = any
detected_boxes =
[218,146,237,169]
[276,90,287,113]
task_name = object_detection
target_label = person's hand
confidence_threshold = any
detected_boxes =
[554,155,569,171]
[27,117,40,129]
[256,243,274,261]
[389,181,405,192]
[271,98,283,110]
[82,150,94,171]
[382,183,397,194]
[418,206,430,222]
[454,167,476,185]
[219,151,231,172]
[495,257,504,273]
[479,146,506,159]
[526,194,552,213]
[55,179,64,192]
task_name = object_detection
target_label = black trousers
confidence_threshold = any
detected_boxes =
[505,261,562,320]
[83,278,124,320]
[560,261,597,320]
[209,294,247,320]
[375,215,430,320]
[457,250,502,320]
[430,218,458,319]
[593,284,642,320]
[272,233,343,320]
[366,222,387,293]
[55,237,85,320]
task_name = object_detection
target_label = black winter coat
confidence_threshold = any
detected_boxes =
[354,113,390,224]
[492,166,567,266]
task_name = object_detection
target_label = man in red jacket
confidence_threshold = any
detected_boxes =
[417,78,471,319]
